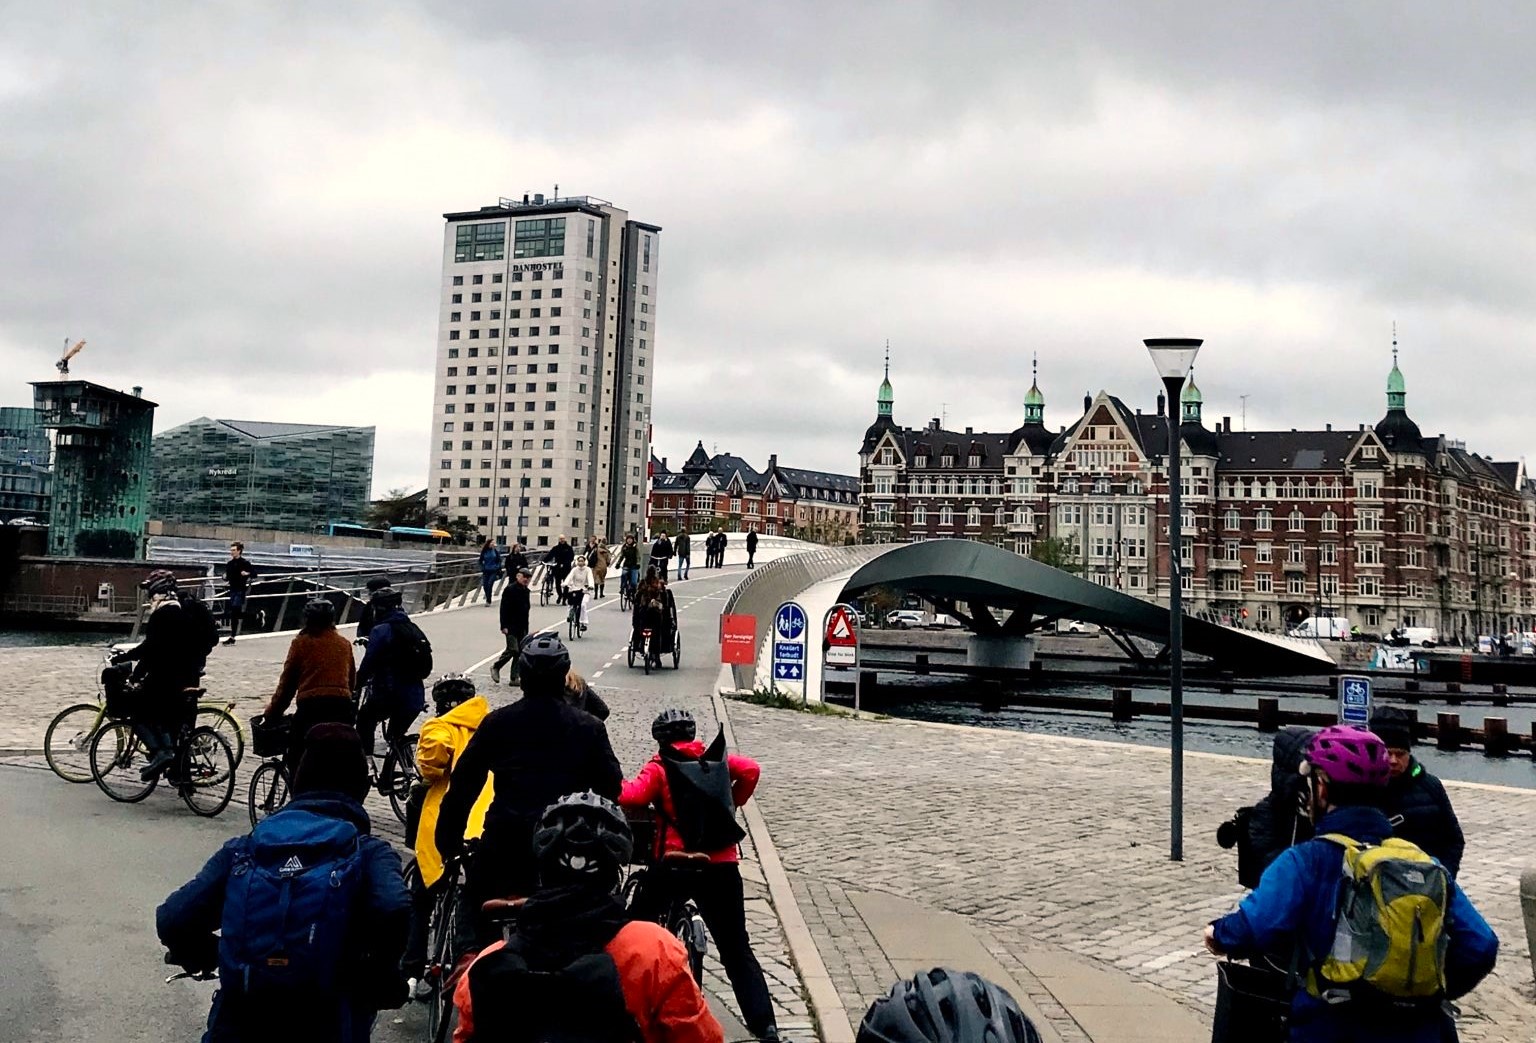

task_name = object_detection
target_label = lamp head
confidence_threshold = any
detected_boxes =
[1144,338,1203,381]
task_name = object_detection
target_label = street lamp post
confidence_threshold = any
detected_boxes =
[1145,337,1202,863]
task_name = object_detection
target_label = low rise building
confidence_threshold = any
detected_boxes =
[649,443,858,543]
[151,418,375,533]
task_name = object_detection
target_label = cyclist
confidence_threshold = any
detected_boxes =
[857,968,1042,1043]
[490,567,532,685]
[353,576,393,646]
[452,792,724,1043]
[262,597,357,774]
[355,585,427,760]
[158,724,411,1042]
[621,709,779,1043]
[406,673,493,999]
[650,531,674,582]
[435,633,622,940]
[618,534,641,600]
[114,570,216,780]
[547,535,576,603]
[566,554,594,632]
[1204,725,1498,1043]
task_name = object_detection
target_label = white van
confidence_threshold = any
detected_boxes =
[1288,616,1351,640]
[1394,626,1438,648]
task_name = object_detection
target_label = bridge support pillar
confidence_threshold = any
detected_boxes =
[966,635,1036,671]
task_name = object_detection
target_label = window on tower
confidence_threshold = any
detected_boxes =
[514,217,567,258]
[455,221,506,263]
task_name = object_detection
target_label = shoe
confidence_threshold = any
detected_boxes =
[222,638,236,646]
[409,976,434,1002]
[754,1028,781,1043]
[490,668,501,685]
[580,624,588,632]
[138,749,175,781]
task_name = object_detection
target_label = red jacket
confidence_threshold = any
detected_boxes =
[453,920,724,1043]
[619,740,760,863]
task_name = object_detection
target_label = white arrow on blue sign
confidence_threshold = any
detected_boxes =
[774,662,803,680]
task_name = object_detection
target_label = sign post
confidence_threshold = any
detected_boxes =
[1337,675,1373,726]
[771,601,807,699]
[821,603,861,713]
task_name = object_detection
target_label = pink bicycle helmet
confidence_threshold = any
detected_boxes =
[1306,725,1390,787]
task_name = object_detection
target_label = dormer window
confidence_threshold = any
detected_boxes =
[968,454,981,468]
[915,455,927,468]
[942,455,955,467]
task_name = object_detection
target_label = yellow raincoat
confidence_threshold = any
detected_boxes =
[415,695,494,888]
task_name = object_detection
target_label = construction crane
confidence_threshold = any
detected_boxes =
[56,339,86,375]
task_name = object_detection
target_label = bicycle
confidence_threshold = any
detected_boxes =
[246,714,293,829]
[621,811,709,983]
[370,731,421,826]
[414,846,474,1043]
[566,590,587,640]
[45,649,245,783]
[618,570,636,612]
[89,708,237,817]
[539,567,558,608]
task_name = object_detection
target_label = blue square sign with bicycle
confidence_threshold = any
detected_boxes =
[1338,675,1372,725]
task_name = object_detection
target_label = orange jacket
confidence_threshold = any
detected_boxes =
[619,740,759,864]
[266,629,357,715]
[452,919,723,1043]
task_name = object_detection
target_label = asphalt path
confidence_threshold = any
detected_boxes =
[0,564,753,1042]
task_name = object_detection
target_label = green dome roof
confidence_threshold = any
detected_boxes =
[878,377,894,403]
[1024,381,1044,407]
[1387,363,1406,395]
[1180,376,1203,404]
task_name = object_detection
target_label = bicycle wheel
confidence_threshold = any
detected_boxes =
[196,703,245,768]
[45,703,105,783]
[672,632,681,669]
[178,727,236,817]
[247,759,291,828]
[424,869,461,1043]
[89,721,157,803]
[387,734,419,825]
[674,900,708,983]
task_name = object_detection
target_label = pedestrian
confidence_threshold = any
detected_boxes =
[675,529,691,579]
[650,530,674,582]
[1203,725,1498,1043]
[745,528,758,569]
[590,541,611,598]
[621,710,779,1043]
[504,542,529,575]
[717,530,729,568]
[158,723,411,1043]
[477,538,503,606]
[1371,706,1466,876]
[491,566,532,685]
[548,535,576,603]
[222,541,258,644]
[262,598,357,777]
[564,668,611,720]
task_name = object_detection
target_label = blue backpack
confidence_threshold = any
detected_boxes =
[219,807,364,997]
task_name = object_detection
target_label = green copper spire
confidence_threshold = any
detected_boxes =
[1386,327,1406,411]
[1023,353,1045,424]
[877,342,894,418]
[1180,369,1203,424]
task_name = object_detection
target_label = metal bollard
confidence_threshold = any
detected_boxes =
[1437,712,1462,752]
[1522,869,1536,986]
[1112,688,1133,723]
[1257,696,1280,733]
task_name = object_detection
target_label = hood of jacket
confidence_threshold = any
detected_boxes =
[1311,803,1391,844]
[1270,725,1315,792]
[659,739,706,762]
[281,792,374,835]
[439,695,490,728]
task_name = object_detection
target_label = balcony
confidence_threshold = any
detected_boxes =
[1209,559,1244,571]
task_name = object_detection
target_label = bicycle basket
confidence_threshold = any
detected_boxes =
[250,714,293,757]
[623,805,658,865]
[101,663,137,718]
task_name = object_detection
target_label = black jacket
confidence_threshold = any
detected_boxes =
[223,556,258,592]
[505,550,529,573]
[746,532,758,551]
[119,598,208,688]
[500,582,531,634]
[1384,758,1465,876]
[435,694,622,858]
[1235,726,1315,888]
[651,536,673,561]
[548,543,575,569]
[675,533,690,557]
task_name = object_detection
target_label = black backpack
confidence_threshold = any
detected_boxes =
[468,936,640,1043]
[390,618,434,680]
[659,727,747,853]
[178,592,220,654]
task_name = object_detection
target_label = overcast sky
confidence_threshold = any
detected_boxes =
[3,2,1533,497]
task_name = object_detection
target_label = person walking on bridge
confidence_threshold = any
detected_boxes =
[491,567,532,685]
[745,527,758,569]
[675,530,691,580]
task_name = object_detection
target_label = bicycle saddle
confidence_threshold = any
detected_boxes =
[481,896,528,917]
[660,851,712,866]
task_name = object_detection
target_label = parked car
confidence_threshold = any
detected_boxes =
[1058,620,1100,635]
[886,609,925,629]
[925,614,963,630]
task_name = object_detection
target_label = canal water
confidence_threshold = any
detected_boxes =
[873,674,1536,790]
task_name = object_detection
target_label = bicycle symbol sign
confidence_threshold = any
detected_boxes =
[1337,674,1372,725]
[774,603,807,641]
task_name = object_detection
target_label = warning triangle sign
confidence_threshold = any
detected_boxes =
[826,607,857,646]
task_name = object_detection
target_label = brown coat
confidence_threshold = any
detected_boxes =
[266,628,358,715]
[589,544,611,584]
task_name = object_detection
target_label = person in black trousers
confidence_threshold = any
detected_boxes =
[491,568,532,685]
[745,528,758,569]
[222,542,258,644]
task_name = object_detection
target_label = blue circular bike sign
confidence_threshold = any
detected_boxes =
[774,602,807,642]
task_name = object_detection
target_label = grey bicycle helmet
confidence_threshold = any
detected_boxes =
[368,585,403,611]
[651,708,697,746]
[531,791,633,887]
[517,632,571,696]
[432,672,477,713]
[857,968,1042,1043]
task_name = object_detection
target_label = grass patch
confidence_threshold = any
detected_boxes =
[725,687,879,718]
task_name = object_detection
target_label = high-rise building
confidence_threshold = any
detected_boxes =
[0,405,52,523]
[151,418,375,532]
[31,380,156,557]
[428,194,661,548]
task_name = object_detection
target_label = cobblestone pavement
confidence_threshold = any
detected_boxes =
[4,634,809,1039]
[727,704,1536,1043]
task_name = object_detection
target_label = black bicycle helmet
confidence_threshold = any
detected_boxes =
[531,791,633,888]
[368,585,403,611]
[140,569,179,597]
[302,597,337,628]
[364,575,392,593]
[651,708,697,746]
[857,968,1042,1043]
[517,632,571,695]
[432,672,477,712]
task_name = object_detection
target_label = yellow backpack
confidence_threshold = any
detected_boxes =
[1308,834,1449,1007]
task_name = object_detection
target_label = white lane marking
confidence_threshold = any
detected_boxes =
[592,670,605,678]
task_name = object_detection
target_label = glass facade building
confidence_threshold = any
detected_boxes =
[0,405,51,523]
[151,418,375,533]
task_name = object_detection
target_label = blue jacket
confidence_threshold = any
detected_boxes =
[356,607,426,715]
[479,547,502,576]
[156,793,411,1042]
[1212,805,1498,1043]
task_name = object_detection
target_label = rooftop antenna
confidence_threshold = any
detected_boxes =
[1239,395,1249,431]
[940,402,948,428]
[1032,352,1038,384]
[1392,320,1398,367]
[553,183,559,200]
[884,339,890,380]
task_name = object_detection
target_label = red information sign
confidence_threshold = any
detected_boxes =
[720,614,757,665]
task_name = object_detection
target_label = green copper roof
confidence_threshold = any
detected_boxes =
[1024,381,1045,407]
[1180,376,1203,404]
[1387,363,1406,395]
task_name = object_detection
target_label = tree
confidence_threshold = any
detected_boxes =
[367,488,427,530]
[440,516,481,547]
[1030,536,1082,574]
[862,584,902,624]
